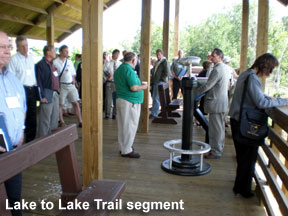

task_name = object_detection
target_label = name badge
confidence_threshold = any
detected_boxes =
[5,96,21,108]
[26,69,32,76]
[53,71,58,77]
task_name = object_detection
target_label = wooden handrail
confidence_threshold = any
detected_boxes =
[255,106,288,216]
[0,124,82,215]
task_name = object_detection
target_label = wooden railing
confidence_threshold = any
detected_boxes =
[0,125,125,216]
[255,106,288,216]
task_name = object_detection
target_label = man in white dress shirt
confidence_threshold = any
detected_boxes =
[8,35,37,143]
[53,45,82,127]
[103,49,121,119]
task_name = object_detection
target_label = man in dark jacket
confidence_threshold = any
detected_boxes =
[36,45,59,136]
[150,49,170,118]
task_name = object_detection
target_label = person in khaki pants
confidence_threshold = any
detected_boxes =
[114,52,147,158]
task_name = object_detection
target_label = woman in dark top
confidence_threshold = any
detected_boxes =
[229,53,288,198]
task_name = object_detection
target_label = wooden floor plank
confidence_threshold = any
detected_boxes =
[20,111,266,216]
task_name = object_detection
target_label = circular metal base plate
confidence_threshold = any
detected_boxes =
[161,156,211,176]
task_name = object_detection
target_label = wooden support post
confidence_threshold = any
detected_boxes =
[239,0,249,74]
[256,0,269,90]
[285,135,288,199]
[138,0,152,133]
[173,0,180,58]
[163,0,170,59]
[46,12,54,46]
[82,0,103,186]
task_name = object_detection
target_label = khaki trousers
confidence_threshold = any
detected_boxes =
[116,98,141,154]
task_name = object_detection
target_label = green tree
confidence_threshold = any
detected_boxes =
[129,22,174,59]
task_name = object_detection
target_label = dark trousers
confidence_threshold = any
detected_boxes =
[24,86,37,143]
[230,118,259,194]
[172,78,183,100]
[4,173,22,216]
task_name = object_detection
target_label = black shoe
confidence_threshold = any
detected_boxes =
[204,152,221,159]
[78,123,82,128]
[149,114,156,119]
[121,151,140,158]
[233,188,255,198]
[104,115,109,119]
[119,147,134,154]
[112,115,116,119]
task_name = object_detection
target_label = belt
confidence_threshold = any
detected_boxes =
[60,82,73,85]
[24,85,35,90]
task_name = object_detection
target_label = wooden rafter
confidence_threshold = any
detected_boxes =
[38,24,72,33]
[105,0,120,7]
[17,0,69,35]
[63,2,81,12]
[54,13,82,25]
[277,0,288,6]
[0,14,34,26]
[56,24,81,42]
[0,0,120,42]
[52,0,64,4]
[0,0,48,14]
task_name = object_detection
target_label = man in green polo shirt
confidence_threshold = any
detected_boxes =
[114,52,148,158]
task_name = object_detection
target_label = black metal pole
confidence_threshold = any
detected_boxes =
[181,77,197,161]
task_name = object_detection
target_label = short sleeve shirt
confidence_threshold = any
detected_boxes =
[114,62,143,104]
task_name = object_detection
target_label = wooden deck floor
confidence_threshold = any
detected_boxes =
[21,113,266,216]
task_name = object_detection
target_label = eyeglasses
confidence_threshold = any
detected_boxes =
[0,45,13,51]
[211,54,218,57]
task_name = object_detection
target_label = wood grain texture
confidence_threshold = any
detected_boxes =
[162,0,170,59]
[82,0,104,185]
[139,0,152,133]
[256,0,269,90]
[239,0,249,73]
[18,112,266,216]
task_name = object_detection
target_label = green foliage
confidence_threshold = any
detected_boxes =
[122,2,288,94]
[69,47,81,62]
[181,3,257,68]
[130,22,174,59]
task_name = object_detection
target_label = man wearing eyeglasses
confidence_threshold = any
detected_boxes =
[8,35,37,143]
[0,31,26,216]
[197,48,230,159]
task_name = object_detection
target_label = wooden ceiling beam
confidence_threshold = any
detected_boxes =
[105,0,120,8]
[17,0,69,35]
[277,0,288,6]
[63,3,81,12]
[56,24,81,42]
[0,0,48,14]
[38,24,72,33]
[54,13,82,25]
[52,0,64,4]
[8,32,44,41]
[0,14,34,26]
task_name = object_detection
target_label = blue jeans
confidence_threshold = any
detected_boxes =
[5,173,22,216]
[151,82,166,117]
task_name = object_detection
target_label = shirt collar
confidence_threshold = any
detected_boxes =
[44,57,53,65]
[17,51,28,58]
[1,66,8,76]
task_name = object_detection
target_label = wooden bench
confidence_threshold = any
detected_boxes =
[152,83,182,124]
[0,125,125,216]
